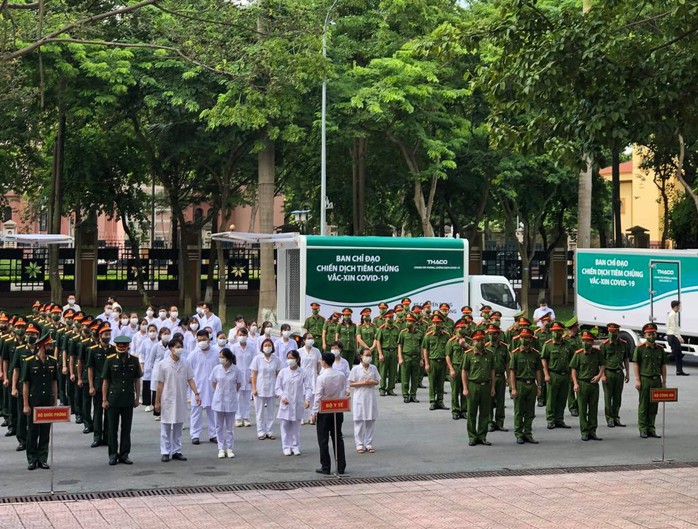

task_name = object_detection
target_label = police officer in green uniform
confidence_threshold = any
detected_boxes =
[322,312,340,352]
[336,308,357,364]
[541,321,572,429]
[102,336,142,465]
[397,314,423,403]
[507,316,531,356]
[534,314,552,408]
[632,322,666,439]
[372,303,388,328]
[486,324,509,432]
[462,330,495,446]
[570,331,606,441]
[376,311,400,396]
[357,308,377,355]
[564,317,582,416]
[303,303,325,338]
[509,327,542,444]
[12,322,39,451]
[601,323,629,428]
[438,303,455,335]
[446,321,468,420]
[88,323,113,447]
[423,313,451,411]
[21,332,58,470]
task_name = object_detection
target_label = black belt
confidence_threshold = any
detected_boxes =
[641,375,661,379]
[550,370,568,375]
[578,378,594,383]
[469,380,490,386]
[516,378,536,384]
[383,348,397,352]
[605,368,623,372]
[430,358,445,362]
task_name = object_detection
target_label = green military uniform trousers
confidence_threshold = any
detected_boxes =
[467,380,491,442]
[513,379,537,439]
[428,358,446,405]
[603,368,624,423]
[576,380,600,436]
[546,372,569,425]
[379,349,398,393]
[26,398,52,464]
[92,388,108,443]
[450,365,465,416]
[16,387,28,445]
[400,353,420,398]
[488,373,506,429]
[107,406,134,460]
[638,375,662,434]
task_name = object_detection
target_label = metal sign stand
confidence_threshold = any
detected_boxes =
[652,402,673,463]
[38,424,65,495]
[34,406,71,495]
[319,397,351,479]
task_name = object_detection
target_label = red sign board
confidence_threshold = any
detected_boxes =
[650,388,678,403]
[319,397,351,413]
[33,406,71,424]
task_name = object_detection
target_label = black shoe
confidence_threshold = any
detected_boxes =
[387,390,397,396]
[16,443,25,451]
[537,399,545,408]
[91,441,101,448]
[614,420,626,427]
[75,416,84,424]
[5,429,15,437]
[411,398,420,403]
[556,423,571,429]
[209,437,217,443]
[677,372,690,376]
[379,390,386,396]
[435,403,449,410]
[315,468,331,475]
[547,422,555,430]
[581,435,589,441]
[488,424,495,432]
[524,436,539,444]
[83,427,93,434]
[648,432,662,438]
[607,420,615,428]
[498,426,509,432]
[480,440,492,446]
[119,457,133,465]
[109,458,119,466]
[468,440,477,446]
[28,461,37,471]
[516,437,525,445]
[403,397,410,403]
[452,413,460,420]
[570,410,579,417]
[589,434,603,441]
[161,455,170,462]
[172,452,187,461]
[192,438,200,445]
[640,432,648,438]
[429,404,437,411]
[417,383,426,388]
[38,462,50,470]
[1,419,7,427]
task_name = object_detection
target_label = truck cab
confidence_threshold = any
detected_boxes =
[468,275,519,329]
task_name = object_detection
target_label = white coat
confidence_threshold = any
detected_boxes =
[148,341,169,386]
[131,331,148,361]
[299,346,322,389]
[158,355,194,424]
[274,338,297,361]
[349,363,380,421]
[250,354,281,397]
[183,332,197,355]
[275,366,313,422]
[188,346,219,407]
[209,364,242,413]
[231,343,254,391]
[139,337,158,380]
[333,357,351,392]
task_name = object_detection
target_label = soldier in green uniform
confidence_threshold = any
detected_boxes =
[507,316,530,356]
[600,323,629,428]
[541,321,572,429]
[59,308,81,422]
[476,306,492,332]
[322,312,340,352]
[303,303,325,338]
[446,321,468,420]
[2,316,22,437]
[563,317,582,417]
[509,327,542,444]
[357,308,377,355]
[66,312,85,426]
[88,323,113,447]
[570,331,606,441]
[12,321,39,451]
[633,323,666,439]
[336,308,357,365]
[76,317,96,434]
[456,306,473,326]
[0,312,10,427]
[376,311,400,396]
[486,324,509,432]
[462,330,495,446]
[397,314,423,403]
[393,305,406,331]
[372,302,389,328]
[102,336,142,465]
[439,303,455,335]
[45,305,67,406]
[534,314,552,408]
[422,313,451,411]
[21,332,58,470]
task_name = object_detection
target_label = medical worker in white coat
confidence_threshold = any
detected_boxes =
[148,327,172,420]
[250,338,281,440]
[209,347,242,459]
[299,333,322,425]
[139,323,158,412]
[155,337,200,462]
[275,350,313,455]
[188,330,220,444]
[349,348,381,453]
[231,327,254,427]
[274,323,297,361]
[330,341,351,394]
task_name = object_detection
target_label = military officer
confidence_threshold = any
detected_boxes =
[438,303,454,334]
[534,314,552,407]
[507,316,531,356]
[303,303,325,338]
[12,321,39,451]
[541,321,572,429]
[88,323,114,447]
[462,330,495,446]
[509,327,542,444]
[397,314,423,403]
[456,306,473,325]
[0,312,11,427]
[21,332,58,471]
[446,321,468,420]
[422,313,451,411]
[476,305,492,330]
[600,323,629,428]
[376,311,400,396]
[633,323,666,439]
[373,302,389,328]
[336,308,357,364]
[77,317,96,434]
[357,308,377,354]
[67,312,85,427]
[322,312,340,352]
[46,305,67,405]
[2,316,22,437]
[564,317,582,417]
[486,324,509,432]
[102,336,142,465]
[570,331,606,441]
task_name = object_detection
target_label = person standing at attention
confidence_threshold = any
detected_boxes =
[312,352,347,475]
[349,348,380,454]
[667,300,688,376]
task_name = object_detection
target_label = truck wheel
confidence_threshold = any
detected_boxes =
[619,331,636,359]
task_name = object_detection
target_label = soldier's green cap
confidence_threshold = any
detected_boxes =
[565,316,578,328]
[513,310,526,319]
[114,336,132,345]
[36,331,54,347]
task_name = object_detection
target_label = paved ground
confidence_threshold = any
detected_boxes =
[1,358,697,497]
[3,466,698,528]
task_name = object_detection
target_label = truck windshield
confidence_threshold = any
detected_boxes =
[481,283,517,309]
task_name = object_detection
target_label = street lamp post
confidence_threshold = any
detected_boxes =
[320,0,339,237]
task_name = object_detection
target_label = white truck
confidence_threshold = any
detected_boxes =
[576,248,698,356]
[276,235,519,328]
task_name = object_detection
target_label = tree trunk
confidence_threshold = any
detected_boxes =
[217,238,227,324]
[257,139,276,323]
[357,137,367,235]
[49,78,67,303]
[350,142,359,235]
[611,147,622,247]
[677,134,698,213]
[120,215,150,308]
[577,155,593,248]
[204,211,218,304]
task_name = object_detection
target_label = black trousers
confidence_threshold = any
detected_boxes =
[107,406,133,459]
[668,335,684,373]
[142,380,151,406]
[316,412,345,473]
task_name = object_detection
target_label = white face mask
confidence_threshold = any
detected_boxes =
[146,310,154,317]
[263,347,273,355]
[219,357,227,365]
[331,349,340,357]
[305,339,314,347]
[161,335,170,344]
[217,338,227,347]
[148,331,157,339]
[105,308,112,317]
[282,330,290,339]
[236,321,243,328]
[196,308,204,315]
[264,327,271,336]
[190,323,199,331]
[172,348,183,358]
[199,341,210,351]
[287,358,296,367]
[238,337,247,345]
[170,311,178,319]
[362,356,372,364]
[120,318,129,326]
[130,318,138,325]
[140,324,147,332]
[250,325,258,334]
[68,299,75,306]
[159,312,167,320]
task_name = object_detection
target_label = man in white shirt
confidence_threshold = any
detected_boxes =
[533,299,555,328]
[667,300,688,376]
[188,330,220,444]
[96,302,115,324]
[312,352,347,475]
[196,302,222,336]
[62,295,81,313]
